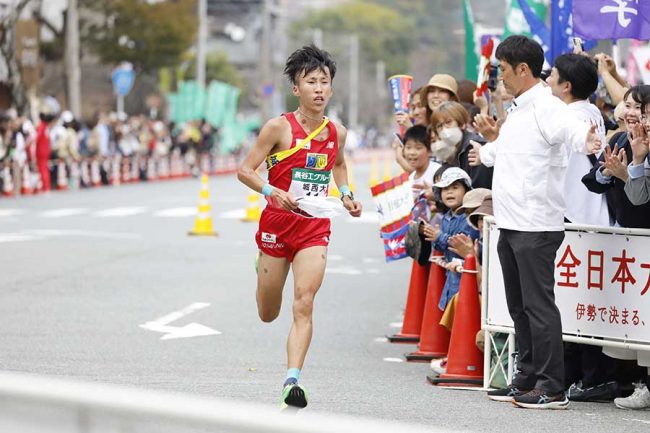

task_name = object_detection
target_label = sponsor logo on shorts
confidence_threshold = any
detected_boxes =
[261,232,276,243]
[262,243,285,249]
[306,153,328,170]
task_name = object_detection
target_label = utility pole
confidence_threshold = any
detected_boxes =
[197,0,207,87]
[259,0,272,121]
[65,0,81,116]
[348,34,359,132]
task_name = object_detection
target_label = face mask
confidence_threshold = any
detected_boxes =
[439,127,463,146]
[295,196,346,219]
[431,140,456,162]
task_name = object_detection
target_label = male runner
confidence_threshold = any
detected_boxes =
[237,45,362,409]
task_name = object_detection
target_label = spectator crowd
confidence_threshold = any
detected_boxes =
[392,35,650,410]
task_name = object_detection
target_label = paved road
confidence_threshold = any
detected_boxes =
[0,167,648,432]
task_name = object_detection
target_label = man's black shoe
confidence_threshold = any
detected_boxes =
[567,381,618,402]
[487,385,531,402]
[513,389,569,409]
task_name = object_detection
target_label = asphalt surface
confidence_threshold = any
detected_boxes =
[1,163,649,433]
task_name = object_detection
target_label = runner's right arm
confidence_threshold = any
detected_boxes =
[237,118,298,211]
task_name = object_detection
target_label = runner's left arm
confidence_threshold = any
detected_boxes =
[332,124,362,217]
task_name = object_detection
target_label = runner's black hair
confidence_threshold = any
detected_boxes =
[284,45,337,85]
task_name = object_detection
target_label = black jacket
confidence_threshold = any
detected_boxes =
[455,131,493,189]
[582,131,650,229]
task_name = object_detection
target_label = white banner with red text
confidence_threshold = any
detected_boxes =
[483,220,650,345]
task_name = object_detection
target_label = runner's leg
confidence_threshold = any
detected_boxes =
[287,246,327,369]
[256,252,291,322]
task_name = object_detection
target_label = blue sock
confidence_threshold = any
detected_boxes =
[284,368,300,386]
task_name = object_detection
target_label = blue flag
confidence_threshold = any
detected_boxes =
[573,0,650,40]
[551,0,597,62]
[518,0,552,64]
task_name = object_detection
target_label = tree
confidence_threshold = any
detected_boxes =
[0,0,35,111]
[81,0,197,73]
[184,51,245,90]
[290,1,414,77]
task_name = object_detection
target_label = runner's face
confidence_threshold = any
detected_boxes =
[293,68,332,111]
[403,139,430,172]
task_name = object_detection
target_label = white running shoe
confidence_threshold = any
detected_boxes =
[430,358,447,375]
[614,384,650,410]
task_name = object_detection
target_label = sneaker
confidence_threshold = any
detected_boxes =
[280,383,308,409]
[567,381,618,402]
[430,358,447,375]
[614,384,650,410]
[513,389,569,409]
[487,384,531,402]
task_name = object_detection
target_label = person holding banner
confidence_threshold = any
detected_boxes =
[468,35,602,410]
[237,45,362,410]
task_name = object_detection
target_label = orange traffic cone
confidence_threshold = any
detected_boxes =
[90,159,102,187]
[2,165,15,197]
[110,156,121,186]
[146,157,157,181]
[429,255,483,387]
[20,165,33,195]
[188,174,218,236]
[55,160,68,190]
[405,252,450,362]
[158,156,170,180]
[387,260,430,343]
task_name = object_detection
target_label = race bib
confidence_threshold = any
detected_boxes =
[289,167,331,199]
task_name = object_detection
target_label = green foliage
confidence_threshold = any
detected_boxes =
[184,52,245,90]
[290,1,415,77]
[81,0,196,73]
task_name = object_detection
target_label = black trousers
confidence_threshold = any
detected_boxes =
[497,229,565,394]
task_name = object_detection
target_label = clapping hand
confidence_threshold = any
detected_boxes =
[467,140,482,167]
[600,144,629,181]
[421,220,440,242]
[586,123,602,155]
[473,114,500,142]
[448,233,474,258]
[630,122,650,165]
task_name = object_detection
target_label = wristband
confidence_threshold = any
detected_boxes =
[261,183,274,197]
[340,184,351,195]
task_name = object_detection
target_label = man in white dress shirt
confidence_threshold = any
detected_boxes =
[546,53,610,227]
[469,36,601,409]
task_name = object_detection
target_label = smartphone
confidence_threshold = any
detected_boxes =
[487,63,498,91]
[573,37,584,53]
[394,132,404,146]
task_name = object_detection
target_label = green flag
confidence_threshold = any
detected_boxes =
[502,0,547,39]
[463,0,479,81]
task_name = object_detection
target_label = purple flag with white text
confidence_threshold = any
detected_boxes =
[573,0,650,40]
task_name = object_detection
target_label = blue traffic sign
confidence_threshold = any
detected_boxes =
[112,64,135,97]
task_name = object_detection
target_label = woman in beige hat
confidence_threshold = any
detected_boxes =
[420,73,459,122]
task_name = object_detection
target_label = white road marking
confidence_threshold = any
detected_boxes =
[153,207,197,217]
[93,206,148,217]
[389,322,403,328]
[41,208,89,218]
[374,337,388,343]
[325,266,363,275]
[0,209,24,217]
[27,229,141,240]
[219,208,246,219]
[139,302,221,340]
[622,418,650,425]
[0,233,43,243]
[383,357,404,363]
